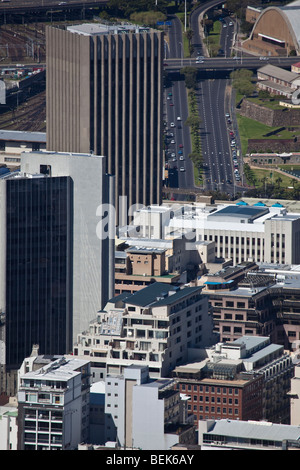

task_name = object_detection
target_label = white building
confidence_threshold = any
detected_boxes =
[104,365,195,450]
[129,201,300,266]
[0,404,18,450]
[198,418,300,450]
[73,282,216,381]
[17,357,91,450]
[288,363,300,425]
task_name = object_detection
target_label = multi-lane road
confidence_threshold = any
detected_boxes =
[164,7,239,195]
[163,3,297,197]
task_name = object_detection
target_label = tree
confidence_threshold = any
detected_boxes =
[230,69,253,81]
[232,78,255,97]
[185,28,194,55]
[185,115,201,129]
[180,66,198,89]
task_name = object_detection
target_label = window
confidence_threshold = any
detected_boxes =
[52,395,62,405]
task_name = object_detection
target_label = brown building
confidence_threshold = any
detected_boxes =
[173,362,264,424]
[206,274,276,343]
[114,246,182,295]
[243,2,300,57]
[46,23,164,219]
[173,334,293,425]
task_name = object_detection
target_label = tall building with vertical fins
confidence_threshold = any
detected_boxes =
[46,23,164,219]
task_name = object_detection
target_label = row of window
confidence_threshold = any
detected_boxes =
[189,404,240,415]
[179,384,240,395]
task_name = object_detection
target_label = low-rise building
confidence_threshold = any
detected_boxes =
[256,64,300,98]
[0,130,46,166]
[198,418,300,450]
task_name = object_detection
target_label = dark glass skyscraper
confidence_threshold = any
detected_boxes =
[0,151,115,396]
[5,176,73,370]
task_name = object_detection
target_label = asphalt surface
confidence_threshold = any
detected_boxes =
[164,15,194,192]
[165,5,239,195]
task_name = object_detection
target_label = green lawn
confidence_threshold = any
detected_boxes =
[236,114,297,155]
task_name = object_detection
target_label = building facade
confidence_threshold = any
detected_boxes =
[173,336,293,424]
[46,23,163,218]
[131,202,300,266]
[0,151,114,396]
[17,357,91,450]
[104,365,195,450]
[73,282,216,382]
[198,419,300,450]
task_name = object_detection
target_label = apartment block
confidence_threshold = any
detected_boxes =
[17,357,91,450]
[73,282,216,382]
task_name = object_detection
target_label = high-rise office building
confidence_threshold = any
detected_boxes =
[0,150,114,396]
[46,23,164,219]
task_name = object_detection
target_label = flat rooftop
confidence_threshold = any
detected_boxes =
[67,23,151,36]
[205,419,300,442]
[21,357,89,381]
[0,130,46,142]
[207,205,270,222]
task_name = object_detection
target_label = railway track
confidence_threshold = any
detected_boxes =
[0,90,46,132]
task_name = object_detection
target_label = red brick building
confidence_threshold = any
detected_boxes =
[173,364,264,424]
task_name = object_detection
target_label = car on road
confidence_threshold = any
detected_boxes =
[177,116,181,121]
[179,156,184,160]
[170,103,174,106]
[170,122,175,127]
[229,21,233,26]
[178,150,183,155]
[225,113,230,118]
[171,139,175,144]
[180,167,185,172]
[171,152,176,157]
[179,143,183,148]
[196,60,204,63]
